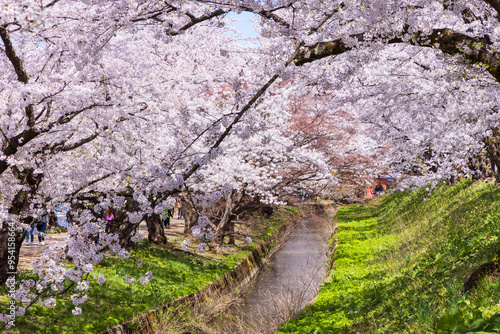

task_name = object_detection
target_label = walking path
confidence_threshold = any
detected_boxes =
[18,217,186,271]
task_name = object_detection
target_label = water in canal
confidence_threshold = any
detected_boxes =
[212,208,334,333]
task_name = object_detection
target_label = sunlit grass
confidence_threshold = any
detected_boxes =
[279,179,500,333]
[3,240,251,333]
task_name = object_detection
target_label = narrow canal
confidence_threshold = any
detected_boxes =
[213,206,335,333]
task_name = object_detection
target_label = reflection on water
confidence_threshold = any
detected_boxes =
[213,215,331,333]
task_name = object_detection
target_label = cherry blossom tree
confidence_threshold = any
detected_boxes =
[0,0,265,322]
[4,0,500,327]
[0,0,320,322]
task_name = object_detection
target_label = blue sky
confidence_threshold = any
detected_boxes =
[225,11,260,46]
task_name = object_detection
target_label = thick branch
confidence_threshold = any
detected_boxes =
[239,5,291,29]
[44,0,62,8]
[38,130,101,156]
[0,129,40,175]
[0,104,112,176]
[293,28,500,82]
[60,133,99,152]
[166,9,228,36]
[0,25,29,83]
[68,172,115,199]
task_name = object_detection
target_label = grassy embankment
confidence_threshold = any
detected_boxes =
[279,179,500,333]
[0,206,300,334]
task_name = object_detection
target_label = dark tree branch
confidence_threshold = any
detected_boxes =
[294,28,500,82]
[68,172,116,199]
[0,25,38,136]
[60,132,99,152]
[131,7,176,23]
[55,103,113,125]
[201,0,290,28]
[0,25,29,83]
[35,54,54,83]
[26,104,35,128]
[44,0,62,8]
[166,9,228,36]
[309,2,345,34]
[246,6,292,29]
[0,103,112,176]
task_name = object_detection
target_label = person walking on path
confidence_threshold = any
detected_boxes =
[26,224,36,245]
[96,207,114,245]
[55,206,68,229]
[163,208,171,228]
[36,210,48,245]
[104,207,114,233]
[175,198,182,219]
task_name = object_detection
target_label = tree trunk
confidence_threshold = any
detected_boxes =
[213,229,225,255]
[111,218,140,248]
[211,190,244,254]
[70,191,142,248]
[485,130,500,182]
[48,211,58,228]
[112,197,141,248]
[0,168,42,284]
[181,197,198,236]
[227,220,235,245]
[0,225,26,285]
[146,213,167,245]
[468,154,493,181]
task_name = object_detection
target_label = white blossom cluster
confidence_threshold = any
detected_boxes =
[191,216,214,241]
[181,239,191,252]
[0,0,45,26]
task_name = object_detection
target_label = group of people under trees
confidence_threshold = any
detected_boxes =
[27,196,186,247]
[26,206,117,247]
[25,211,47,246]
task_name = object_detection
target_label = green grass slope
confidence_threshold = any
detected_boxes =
[278,179,500,333]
